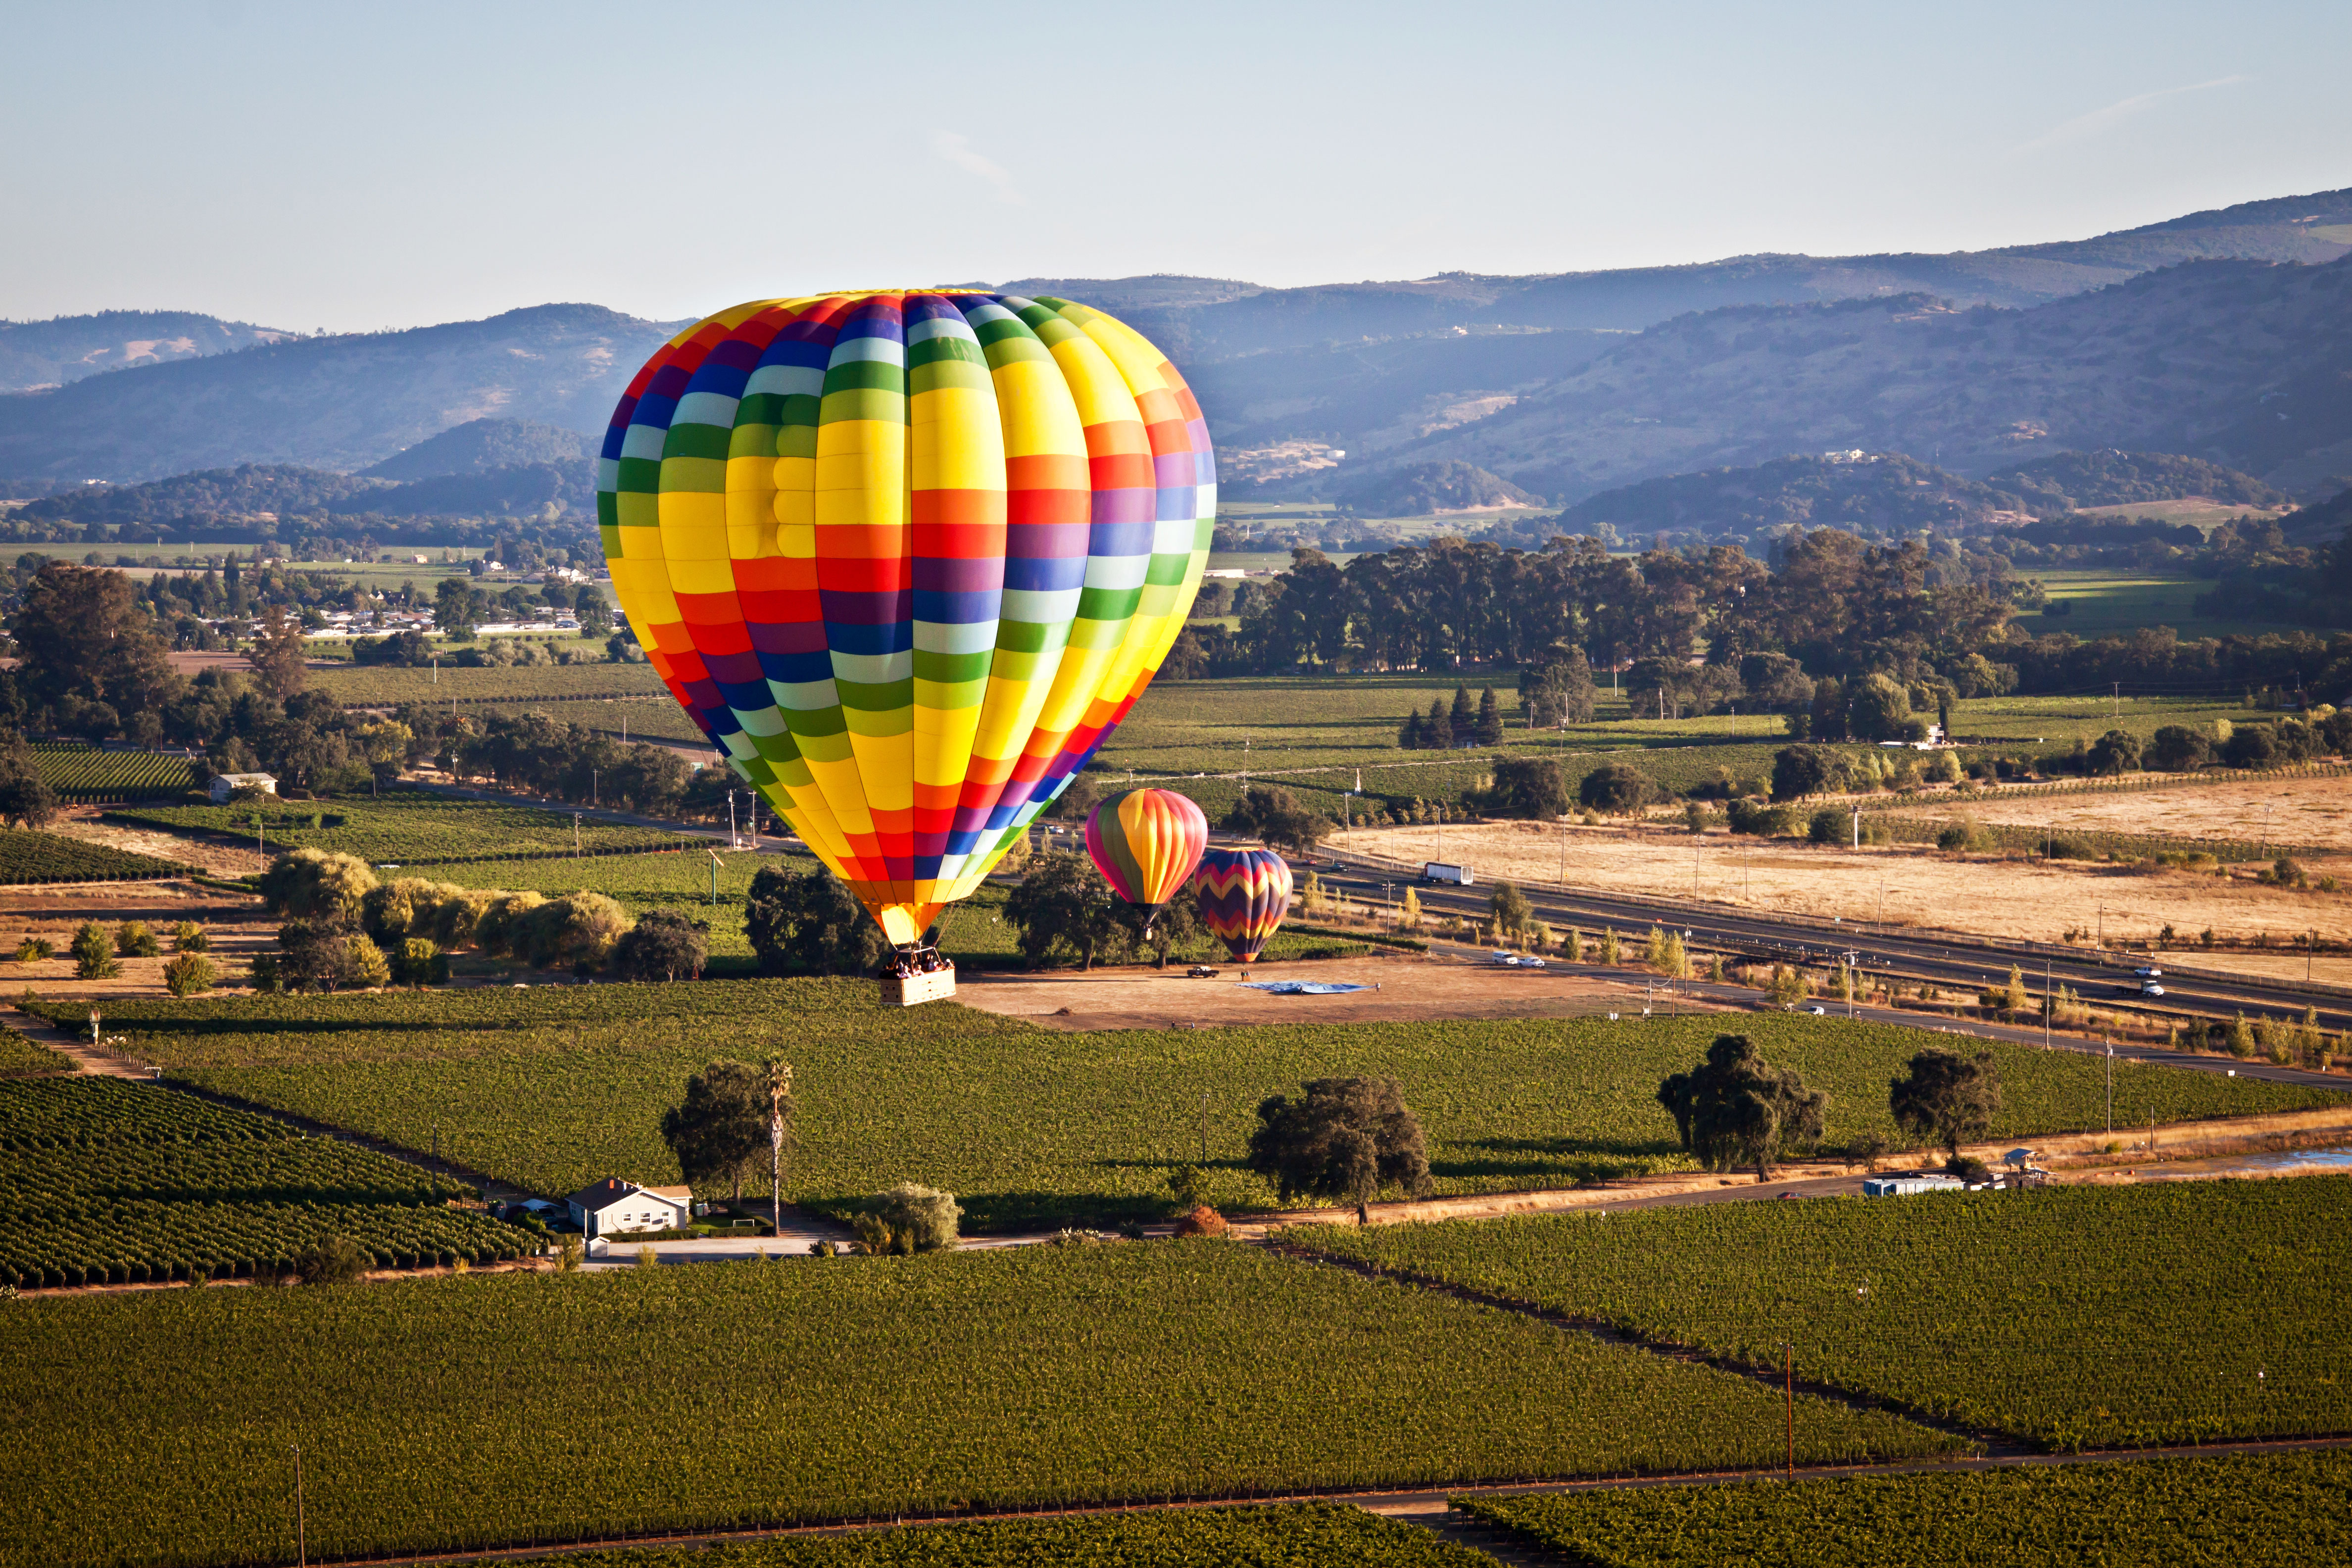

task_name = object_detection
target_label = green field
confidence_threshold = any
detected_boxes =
[0,1032,70,1076]
[1289,1176,2352,1449]
[311,660,668,709]
[1457,1449,2352,1568]
[0,1078,522,1288]
[105,793,697,865]
[565,1505,1493,1568]
[36,984,2332,1229]
[0,829,188,884]
[2014,570,2342,641]
[0,1242,1949,1567]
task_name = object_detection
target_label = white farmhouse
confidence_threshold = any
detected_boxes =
[565,1177,693,1238]
[207,773,277,803]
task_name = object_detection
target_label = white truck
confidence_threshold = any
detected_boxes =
[1421,862,1473,886]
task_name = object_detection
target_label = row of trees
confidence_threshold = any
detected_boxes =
[1658,1033,2002,1181]
[256,847,707,990]
[1162,531,2352,710]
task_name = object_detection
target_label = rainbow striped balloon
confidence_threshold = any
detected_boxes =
[598,291,1213,946]
[1084,788,1208,911]
[1192,846,1293,965]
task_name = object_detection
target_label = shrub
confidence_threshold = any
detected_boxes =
[294,1234,368,1286]
[1578,762,1657,815]
[1935,822,1980,852]
[113,921,159,959]
[2147,725,2211,772]
[258,847,378,925]
[13,936,52,963]
[473,891,548,958]
[162,953,216,997]
[71,922,119,980]
[2084,729,2143,776]
[1172,1205,1228,1238]
[614,910,710,982]
[246,952,285,994]
[857,1183,962,1255]
[397,938,449,988]
[1808,808,1848,845]
[1727,799,1796,836]
[170,921,208,953]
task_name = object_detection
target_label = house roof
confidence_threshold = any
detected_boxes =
[565,1176,688,1213]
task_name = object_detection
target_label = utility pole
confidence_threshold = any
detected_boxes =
[1851,807,1859,851]
[728,791,737,849]
[1843,951,1859,1019]
[2044,957,2052,1048]
[2105,1037,2113,1134]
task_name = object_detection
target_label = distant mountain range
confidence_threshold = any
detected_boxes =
[0,185,2347,505]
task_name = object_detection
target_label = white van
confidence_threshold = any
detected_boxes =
[1421,862,1473,886]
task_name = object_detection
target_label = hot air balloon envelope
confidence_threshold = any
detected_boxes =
[598,290,1214,945]
[1085,788,1208,911]
[1192,845,1293,964]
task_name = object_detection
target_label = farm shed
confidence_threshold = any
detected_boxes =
[566,1178,692,1237]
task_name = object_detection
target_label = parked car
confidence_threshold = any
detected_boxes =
[1186,965,1220,979]
[2135,966,2162,978]
[1806,1004,1828,1016]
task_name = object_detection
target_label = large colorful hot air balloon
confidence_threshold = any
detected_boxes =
[598,291,1214,947]
[1192,846,1293,965]
[1084,787,1208,927]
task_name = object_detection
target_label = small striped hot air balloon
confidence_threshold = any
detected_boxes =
[598,290,1213,948]
[1084,788,1208,931]
[1192,845,1293,965]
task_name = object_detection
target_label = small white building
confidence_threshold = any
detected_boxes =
[1862,1172,1965,1197]
[208,773,277,803]
[565,1177,693,1238]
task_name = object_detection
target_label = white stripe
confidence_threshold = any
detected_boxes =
[621,425,668,462]
[915,619,1001,654]
[744,363,825,399]
[1000,588,1080,624]
[673,391,740,428]
[830,337,905,366]
[831,650,913,684]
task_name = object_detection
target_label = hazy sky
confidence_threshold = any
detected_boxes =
[4,0,2346,331]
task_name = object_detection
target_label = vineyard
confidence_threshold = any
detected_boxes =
[312,662,669,708]
[0,830,189,885]
[34,985,2330,1230]
[25,744,196,803]
[0,1243,1951,1567]
[1288,1176,2352,1449]
[554,1504,1492,1567]
[104,793,698,865]
[0,1078,519,1289]
[0,1033,69,1076]
[1456,1448,2352,1568]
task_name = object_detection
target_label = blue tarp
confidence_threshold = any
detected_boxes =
[1239,980,1370,995]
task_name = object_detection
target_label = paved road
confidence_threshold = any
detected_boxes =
[1310,844,2352,1031]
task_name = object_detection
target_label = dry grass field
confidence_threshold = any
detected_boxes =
[1345,820,2352,948]
[1895,774,2352,853]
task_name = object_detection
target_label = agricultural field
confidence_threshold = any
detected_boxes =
[1456,1449,2352,1568]
[104,792,697,866]
[0,1078,522,1288]
[2012,569,2341,643]
[0,1242,1951,1568]
[40,983,2330,1228]
[557,1503,1491,1568]
[1345,818,2352,948]
[1290,1176,2352,1449]
[312,660,668,709]
[0,1033,69,1075]
[0,829,189,885]
[1891,771,2352,854]
[25,744,197,803]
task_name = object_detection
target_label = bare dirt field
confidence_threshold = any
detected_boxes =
[1347,820,2352,948]
[50,806,266,878]
[953,950,1716,1031]
[0,882,269,1000]
[1893,774,2352,852]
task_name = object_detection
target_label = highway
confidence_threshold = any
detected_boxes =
[1292,842,2352,1035]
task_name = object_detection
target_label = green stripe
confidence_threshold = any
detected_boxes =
[819,388,904,425]
[660,423,732,462]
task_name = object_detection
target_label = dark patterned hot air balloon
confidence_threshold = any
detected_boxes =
[1085,788,1208,930]
[1191,845,1292,964]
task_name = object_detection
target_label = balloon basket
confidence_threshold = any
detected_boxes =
[881,948,956,1007]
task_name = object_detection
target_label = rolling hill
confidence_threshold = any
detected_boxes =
[0,309,294,392]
